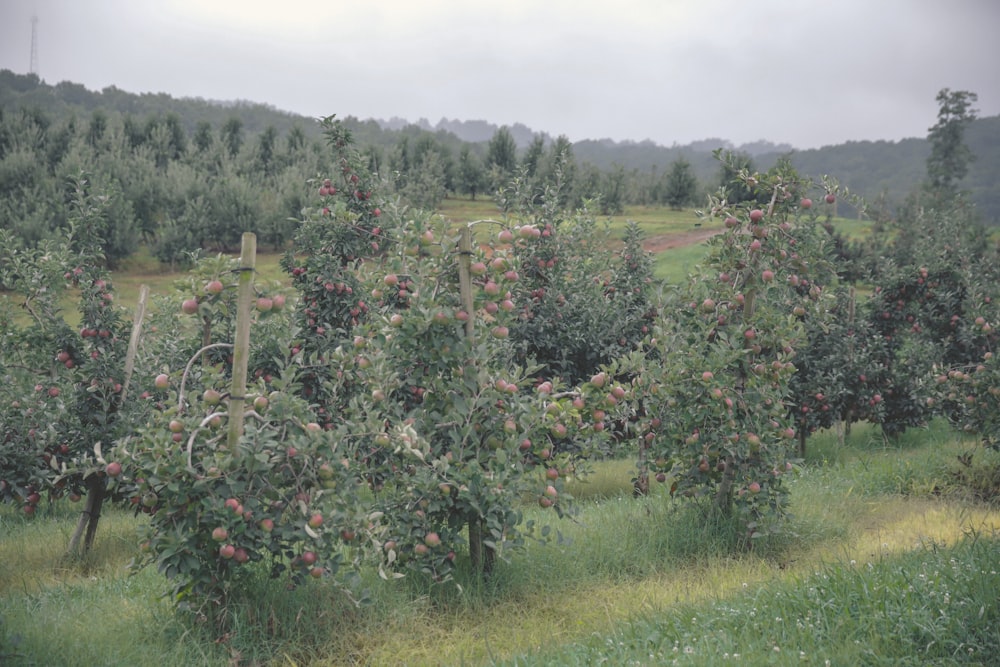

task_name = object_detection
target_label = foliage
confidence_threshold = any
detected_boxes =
[0,180,144,547]
[632,156,835,537]
[925,88,979,200]
[662,156,699,210]
[281,118,622,580]
[494,173,656,388]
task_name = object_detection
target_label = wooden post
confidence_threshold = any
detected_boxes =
[457,225,494,574]
[457,226,476,342]
[228,233,256,449]
[67,285,148,557]
[120,285,148,404]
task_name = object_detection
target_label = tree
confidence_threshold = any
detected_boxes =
[457,145,486,200]
[486,126,518,188]
[221,116,244,159]
[600,164,626,215]
[193,121,214,153]
[662,157,698,209]
[521,135,546,178]
[717,150,757,205]
[926,88,978,199]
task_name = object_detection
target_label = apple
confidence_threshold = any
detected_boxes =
[258,518,274,532]
[255,297,273,312]
[424,532,441,548]
[825,193,836,204]
[545,468,560,481]
[271,294,286,311]
[414,543,430,556]
[590,372,607,388]
[761,270,775,283]
[383,274,399,287]
[498,229,514,243]
[491,325,509,339]
[309,566,324,578]
[308,513,323,528]
[168,419,184,434]
[47,387,60,398]
[219,544,236,559]
[800,198,812,209]
[181,298,199,314]
[301,551,317,566]
[203,388,222,405]
[205,280,224,295]
[233,548,249,564]
[749,209,764,223]
[538,496,553,508]
[105,462,122,478]
[154,373,170,390]
[390,314,404,328]
[212,527,229,542]
[748,482,761,494]
[253,395,269,412]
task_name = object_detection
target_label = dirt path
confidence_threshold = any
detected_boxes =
[642,226,721,254]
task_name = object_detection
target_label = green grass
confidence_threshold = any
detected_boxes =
[3,421,998,666]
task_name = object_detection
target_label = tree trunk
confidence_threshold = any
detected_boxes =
[66,473,105,556]
[468,516,495,576]
[713,454,736,516]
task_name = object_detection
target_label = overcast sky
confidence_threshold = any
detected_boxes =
[1,0,998,150]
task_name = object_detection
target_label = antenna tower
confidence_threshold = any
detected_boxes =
[30,15,39,75]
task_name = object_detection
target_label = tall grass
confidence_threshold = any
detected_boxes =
[3,421,998,666]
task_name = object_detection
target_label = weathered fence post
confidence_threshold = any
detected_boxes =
[228,232,256,449]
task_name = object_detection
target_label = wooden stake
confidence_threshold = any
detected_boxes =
[228,233,256,449]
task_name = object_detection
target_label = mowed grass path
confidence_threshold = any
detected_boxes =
[1,422,998,666]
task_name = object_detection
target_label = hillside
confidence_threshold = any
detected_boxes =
[2,69,998,222]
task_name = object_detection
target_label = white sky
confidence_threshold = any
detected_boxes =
[1,0,998,149]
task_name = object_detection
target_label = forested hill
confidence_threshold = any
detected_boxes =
[1,69,998,222]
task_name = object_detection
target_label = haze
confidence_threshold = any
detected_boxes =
[1,0,998,149]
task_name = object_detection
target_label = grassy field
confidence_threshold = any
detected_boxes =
[2,421,998,666]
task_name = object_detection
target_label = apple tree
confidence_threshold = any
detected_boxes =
[495,173,657,389]
[631,158,835,538]
[0,180,149,551]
